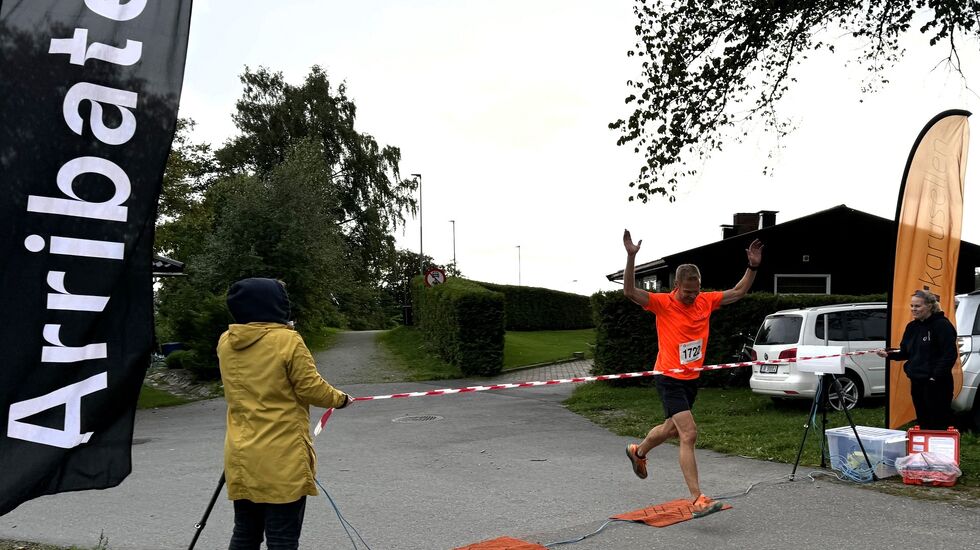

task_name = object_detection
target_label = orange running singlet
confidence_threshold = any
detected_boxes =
[643,290,723,380]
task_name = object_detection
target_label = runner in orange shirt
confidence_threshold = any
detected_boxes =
[622,229,763,517]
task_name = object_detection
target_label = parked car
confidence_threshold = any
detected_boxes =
[953,292,980,427]
[749,302,887,410]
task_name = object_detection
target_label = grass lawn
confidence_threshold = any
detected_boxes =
[379,326,596,379]
[565,383,979,496]
[302,325,343,352]
[0,532,107,550]
[136,384,189,409]
[503,329,594,370]
[377,326,463,380]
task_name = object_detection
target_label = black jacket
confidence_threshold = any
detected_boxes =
[888,311,957,380]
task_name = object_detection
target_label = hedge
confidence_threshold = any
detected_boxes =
[477,282,593,330]
[591,290,887,385]
[412,277,505,376]
[591,291,658,377]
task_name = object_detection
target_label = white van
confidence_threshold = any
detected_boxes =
[749,303,887,410]
[953,292,980,426]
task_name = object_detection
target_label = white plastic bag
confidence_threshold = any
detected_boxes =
[895,452,961,484]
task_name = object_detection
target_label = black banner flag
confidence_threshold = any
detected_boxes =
[0,1,193,515]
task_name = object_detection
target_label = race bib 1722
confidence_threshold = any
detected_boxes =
[679,339,703,365]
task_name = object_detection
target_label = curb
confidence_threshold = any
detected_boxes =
[497,356,593,375]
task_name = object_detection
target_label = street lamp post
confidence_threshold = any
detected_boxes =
[411,173,422,275]
[516,245,521,286]
[449,219,456,268]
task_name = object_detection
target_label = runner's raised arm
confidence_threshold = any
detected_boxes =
[623,229,649,306]
[720,238,763,305]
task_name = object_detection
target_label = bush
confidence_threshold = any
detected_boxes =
[412,277,505,376]
[478,282,592,330]
[333,284,394,330]
[164,349,196,370]
[157,285,232,380]
[590,291,658,377]
[591,290,887,386]
[163,349,221,381]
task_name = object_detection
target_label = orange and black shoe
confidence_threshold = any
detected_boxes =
[691,494,724,518]
[625,443,647,479]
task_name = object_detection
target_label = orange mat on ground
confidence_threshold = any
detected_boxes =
[453,536,548,550]
[611,498,732,527]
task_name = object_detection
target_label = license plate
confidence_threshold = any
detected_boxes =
[760,364,779,374]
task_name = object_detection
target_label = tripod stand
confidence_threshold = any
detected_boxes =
[790,373,877,481]
[187,472,225,550]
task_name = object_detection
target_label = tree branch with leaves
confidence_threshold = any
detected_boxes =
[610,0,980,203]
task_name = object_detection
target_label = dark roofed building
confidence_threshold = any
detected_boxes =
[607,205,980,296]
[152,254,184,277]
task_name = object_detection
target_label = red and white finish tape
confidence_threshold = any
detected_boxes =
[314,349,881,435]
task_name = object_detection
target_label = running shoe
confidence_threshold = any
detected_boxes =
[625,443,647,479]
[691,494,724,518]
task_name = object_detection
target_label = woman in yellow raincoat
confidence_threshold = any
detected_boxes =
[218,278,352,550]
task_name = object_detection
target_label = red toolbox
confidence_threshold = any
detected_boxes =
[902,426,960,487]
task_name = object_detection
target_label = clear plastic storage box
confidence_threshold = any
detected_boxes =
[825,426,908,478]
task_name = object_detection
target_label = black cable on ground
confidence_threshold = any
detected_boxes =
[315,478,372,550]
[712,473,795,500]
[544,519,630,547]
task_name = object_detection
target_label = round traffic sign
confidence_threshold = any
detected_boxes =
[424,267,447,287]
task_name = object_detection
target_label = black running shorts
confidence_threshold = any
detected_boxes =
[655,375,698,418]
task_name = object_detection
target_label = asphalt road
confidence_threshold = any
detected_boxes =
[2,332,978,549]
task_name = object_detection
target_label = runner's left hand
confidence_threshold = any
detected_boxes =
[746,239,763,267]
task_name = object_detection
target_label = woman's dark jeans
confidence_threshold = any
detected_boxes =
[910,376,953,430]
[229,497,307,550]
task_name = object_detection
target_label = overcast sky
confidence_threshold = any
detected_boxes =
[177,1,980,296]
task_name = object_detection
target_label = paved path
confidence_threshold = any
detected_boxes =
[2,334,978,549]
[313,330,408,385]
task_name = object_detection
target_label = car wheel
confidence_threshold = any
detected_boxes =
[826,373,863,411]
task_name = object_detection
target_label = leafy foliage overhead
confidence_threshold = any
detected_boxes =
[610,0,980,202]
[159,118,214,222]
[155,66,421,361]
[217,65,417,279]
[155,119,215,263]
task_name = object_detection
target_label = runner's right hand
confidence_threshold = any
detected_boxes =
[623,229,642,256]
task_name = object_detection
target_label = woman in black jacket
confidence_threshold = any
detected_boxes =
[877,290,957,429]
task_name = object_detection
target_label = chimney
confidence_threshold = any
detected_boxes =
[732,213,758,235]
[724,211,778,238]
[759,210,778,229]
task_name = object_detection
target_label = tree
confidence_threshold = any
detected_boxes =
[156,139,356,370]
[156,66,420,365]
[158,119,215,223]
[155,118,215,262]
[201,142,349,322]
[216,66,417,283]
[610,1,980,202]
[378,249,463,321]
